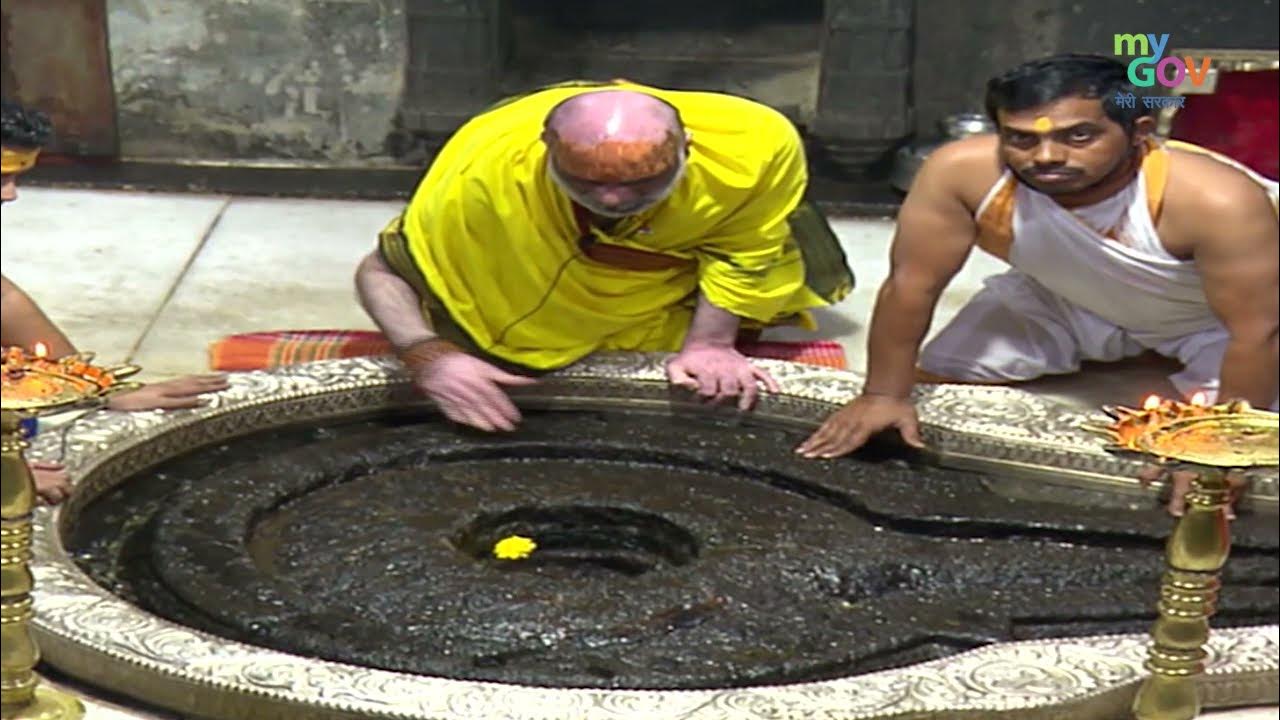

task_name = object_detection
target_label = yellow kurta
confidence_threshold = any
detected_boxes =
[395,80,835,370]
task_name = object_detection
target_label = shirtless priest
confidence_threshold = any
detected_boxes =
[801,54,1278,462]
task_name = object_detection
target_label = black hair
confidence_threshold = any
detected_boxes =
[1,98,53,149]
[984,54,1154,133]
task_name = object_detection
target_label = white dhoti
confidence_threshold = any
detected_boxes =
[919,269,1255,405]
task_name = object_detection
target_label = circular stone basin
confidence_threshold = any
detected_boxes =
[69,407,1280,690]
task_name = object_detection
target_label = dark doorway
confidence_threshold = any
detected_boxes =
[1,0,118,157]
[502,0,823,122]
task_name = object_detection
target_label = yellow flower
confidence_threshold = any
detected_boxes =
[493,535,537,560]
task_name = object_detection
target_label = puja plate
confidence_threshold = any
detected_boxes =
[1,369,102,412]
[1134,412,1280,467]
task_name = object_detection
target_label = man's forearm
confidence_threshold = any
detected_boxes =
[863,279,938,399]
[354,252,436,351]
[1217,334,1279,407]
[0,285,78,357]
[681,295,742,349]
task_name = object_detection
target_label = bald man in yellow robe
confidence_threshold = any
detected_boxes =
[356,80,853,432]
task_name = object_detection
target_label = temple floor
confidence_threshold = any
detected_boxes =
[2,186,1274,719]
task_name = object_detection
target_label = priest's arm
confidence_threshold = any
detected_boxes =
[0,273,77,357]
[1193,172,1279,407]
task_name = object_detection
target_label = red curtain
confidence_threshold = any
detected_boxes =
[1171,69,1279,180]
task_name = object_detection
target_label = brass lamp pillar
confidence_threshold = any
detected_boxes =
[1,349,140,720]
[1,409,83,719]
[1087,398,1279,720]
[1131,465,1232,720]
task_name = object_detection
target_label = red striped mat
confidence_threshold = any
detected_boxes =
[208,331,847,371]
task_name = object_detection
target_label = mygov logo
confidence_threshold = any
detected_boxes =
[1113,34,1212,88]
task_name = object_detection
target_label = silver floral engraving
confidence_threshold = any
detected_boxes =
[25,354,1278,719]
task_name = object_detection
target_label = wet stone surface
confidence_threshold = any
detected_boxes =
[68,408,1280,690]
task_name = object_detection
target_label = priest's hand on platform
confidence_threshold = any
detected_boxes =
[31,460,72,505]
[796,394,926,459]
[106,374,230,411]
[401,339,537,432]
[666,344,780,411]
[1137,465,1250,519]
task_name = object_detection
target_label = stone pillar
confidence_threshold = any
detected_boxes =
[398,0,508,150]
[811,0,913,179]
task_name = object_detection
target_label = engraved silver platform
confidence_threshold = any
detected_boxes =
[27,354,1279,719]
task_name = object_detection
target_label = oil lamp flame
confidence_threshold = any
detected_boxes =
[1086,384,1279,470]
[33,342,48,358]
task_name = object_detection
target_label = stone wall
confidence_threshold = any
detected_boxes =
[912,0,1280,139]
[106,0,406,162]
[97,0,1277,164]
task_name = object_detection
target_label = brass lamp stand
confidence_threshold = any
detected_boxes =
[1,350,139,720]
[1088,397,1279,720]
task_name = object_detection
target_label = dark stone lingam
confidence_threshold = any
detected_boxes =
[68,407,1280,690]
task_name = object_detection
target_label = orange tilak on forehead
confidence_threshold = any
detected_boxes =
[550,134,680,183]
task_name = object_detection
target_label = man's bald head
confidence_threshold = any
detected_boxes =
[543,90,686,183]
[545,90,681,144]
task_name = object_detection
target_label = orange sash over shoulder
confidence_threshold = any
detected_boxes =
[973,140,1173,261]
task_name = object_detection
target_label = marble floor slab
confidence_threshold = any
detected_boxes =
[1,188,228,368]
[127,196,401,378]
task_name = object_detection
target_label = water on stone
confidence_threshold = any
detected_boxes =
[69,408,1280,690]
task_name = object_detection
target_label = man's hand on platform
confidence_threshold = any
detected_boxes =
[107,374,230,411]
[666,344,780,411]
[1137,465,1250,519]
[402,340,536,432]
[31,460,71,505]
[796,394,926,459]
